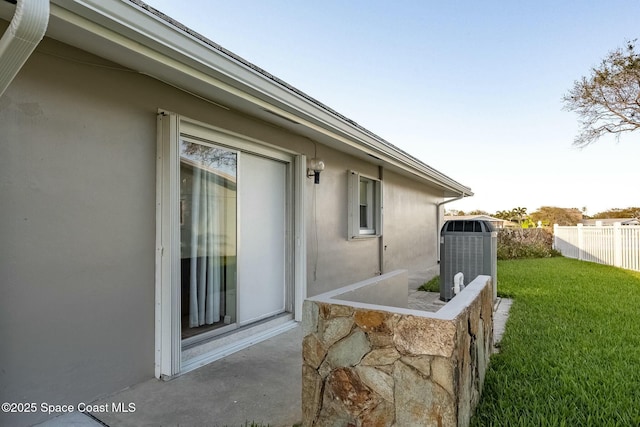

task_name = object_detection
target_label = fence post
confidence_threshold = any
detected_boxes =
[577,223,584,261]
[553,224,558,250]
[613,222,622,268]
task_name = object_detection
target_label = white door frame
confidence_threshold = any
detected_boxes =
[155,111,306,378]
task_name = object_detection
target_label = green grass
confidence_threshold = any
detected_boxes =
[418,275,440,292]
[471,258,640,426]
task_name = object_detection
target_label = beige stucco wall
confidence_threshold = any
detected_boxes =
[0,36,157,427]
[0,29,448,425]
[382,170,441,275]
[304,148,380,296]
[304,154,443,297]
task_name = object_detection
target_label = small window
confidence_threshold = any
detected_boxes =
[348,171,382,239]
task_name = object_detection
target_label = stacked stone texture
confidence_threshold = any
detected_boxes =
[302,282,493,427]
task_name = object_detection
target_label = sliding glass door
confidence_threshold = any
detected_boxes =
[178,138,290,342]
[156,113,304,378]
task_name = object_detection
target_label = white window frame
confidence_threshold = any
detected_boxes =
[348,170,382,239]
[155,111,306,378]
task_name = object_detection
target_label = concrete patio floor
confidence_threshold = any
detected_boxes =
[36,292,512,427]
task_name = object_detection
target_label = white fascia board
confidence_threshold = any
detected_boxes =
[50,0,471,196]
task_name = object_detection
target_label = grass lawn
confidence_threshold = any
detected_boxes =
[471,257,640,426]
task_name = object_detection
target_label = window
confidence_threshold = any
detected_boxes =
[348,170,382,239]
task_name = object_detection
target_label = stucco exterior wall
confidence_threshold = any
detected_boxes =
[382,170,441,278]
[304,148,381,296]
[0,37,157,427]
[305,159,443,297]
[1,31,451,425]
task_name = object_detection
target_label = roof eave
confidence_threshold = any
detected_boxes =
[46,0,471,196]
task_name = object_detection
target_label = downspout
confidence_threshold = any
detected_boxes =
[0,0,49,97]
[435,193,468,262]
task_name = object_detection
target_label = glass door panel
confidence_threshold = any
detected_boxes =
[179,140,237,340]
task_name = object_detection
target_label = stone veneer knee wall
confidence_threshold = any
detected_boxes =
[302,273,494,426]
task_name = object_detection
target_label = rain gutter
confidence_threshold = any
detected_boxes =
[436,193,470,262]
[0,0,49,97]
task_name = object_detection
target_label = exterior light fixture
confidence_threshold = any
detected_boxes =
[307,158,325,184]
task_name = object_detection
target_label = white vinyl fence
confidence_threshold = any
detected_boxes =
[554,223,640,272]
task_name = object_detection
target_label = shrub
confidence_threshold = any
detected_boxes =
[496,228,561,260]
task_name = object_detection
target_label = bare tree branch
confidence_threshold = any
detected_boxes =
[563,40,640,147]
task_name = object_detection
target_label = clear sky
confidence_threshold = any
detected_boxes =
[145,0,640,216]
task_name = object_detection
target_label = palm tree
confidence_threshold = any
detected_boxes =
[510,207,528,226]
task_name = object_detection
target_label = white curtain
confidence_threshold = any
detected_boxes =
[189,165,221,327]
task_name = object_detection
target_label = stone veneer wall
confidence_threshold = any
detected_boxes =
[302,274,493,426]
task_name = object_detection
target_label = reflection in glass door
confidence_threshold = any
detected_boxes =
[179,140,237,340]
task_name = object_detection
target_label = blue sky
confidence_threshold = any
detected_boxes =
[145,0,640,216]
